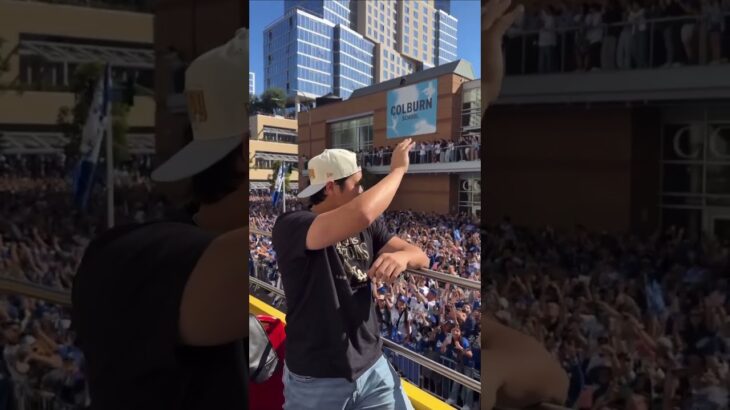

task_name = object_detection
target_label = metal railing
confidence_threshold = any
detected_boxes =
[22,0,154,13]
[505,13,730,76]
[249,274,480,394]
[250,228,480,291]
[0,277,71,306]
[359,144,481,167]
[249,228,482,396]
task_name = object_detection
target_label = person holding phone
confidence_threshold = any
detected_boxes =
[482,1,570,409]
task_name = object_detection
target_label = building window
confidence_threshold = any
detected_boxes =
[423,34,428,42]
[423,15,428,23]
[330,116,373,152]
[404,45,409,53]
[368,27,372,36]
[405,26,409,34]
[406,5,409,14]
[404,35,409,44]
[405,16,409,24]
[380,2,384,10]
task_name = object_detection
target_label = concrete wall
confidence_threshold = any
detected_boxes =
[0,0,154,128]
[483,105,634,232]
[297,72,470,213]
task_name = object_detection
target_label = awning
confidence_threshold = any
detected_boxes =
[254,152,298,162]
[0,131,155,155]
[249,181,299,191]
[126,134,155,154]
[0,132,68,155]
[250,181,271,190]
[263,127,297,137]
[19,40,155,70]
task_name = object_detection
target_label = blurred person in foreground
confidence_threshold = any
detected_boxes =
[272,140,429,409]
[482,1,569,409]
[72,29,248,409]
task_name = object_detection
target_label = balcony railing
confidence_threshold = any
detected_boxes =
[505,13,730,76]
[21,0,154,13]
[359,144,481,168]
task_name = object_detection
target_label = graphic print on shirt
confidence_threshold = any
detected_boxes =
[334,234,370,289]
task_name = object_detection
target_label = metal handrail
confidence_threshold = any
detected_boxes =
[510,13,729,37]
[249,229,481,291]
[249,275,481,393]
[0,277,71,306]
[506,12,730,75]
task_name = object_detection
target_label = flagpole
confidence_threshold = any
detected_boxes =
[282,165,286,213]
[106,64,114,229]
[106,113,114,228]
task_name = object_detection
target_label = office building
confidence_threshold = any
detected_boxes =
[265,0,457,102]
[0,0,155,157]
[298,60,480,216]
[249,71,255,97]
[264,6,373,101]
[249,114,299,193]
[284,0,351,28]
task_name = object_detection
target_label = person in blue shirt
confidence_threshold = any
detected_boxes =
[442,326,474,408]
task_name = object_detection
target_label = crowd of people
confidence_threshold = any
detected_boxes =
[505,0,730,74]
[0,295,86,409]
[249,195,482,409]
[0,152,167,409]
[357,136,481,167]
[484,217,730,410]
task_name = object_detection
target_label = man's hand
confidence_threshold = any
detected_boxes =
[390,138,415,174]
[483,0,524,107]
[368,252,410,284]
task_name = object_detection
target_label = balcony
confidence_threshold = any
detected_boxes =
[361,146,480,175]
[498,14,730,104]
[21,0,154,13]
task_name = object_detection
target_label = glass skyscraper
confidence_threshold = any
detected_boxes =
[284,0,351,28]
[333,25,374,98]
[265,0,457,101]
[434,0,451,14]
[435,9,458,66]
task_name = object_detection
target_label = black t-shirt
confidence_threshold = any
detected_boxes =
[71,221,247,410]
[272,210,393,381]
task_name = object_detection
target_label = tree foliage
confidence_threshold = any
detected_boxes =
[56,63,130,163]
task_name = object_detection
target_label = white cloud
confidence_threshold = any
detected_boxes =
[412,119,436,135]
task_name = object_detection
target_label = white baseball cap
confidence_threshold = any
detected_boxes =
[297,149,361,198]
[151,28,247,182]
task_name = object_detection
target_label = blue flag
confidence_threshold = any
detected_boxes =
[646,279,666,317]
[271,164,285,207]
[72,64,111,211]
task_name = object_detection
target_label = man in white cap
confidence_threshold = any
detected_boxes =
[72,28,248,409]
[482,2,569,409]
[272,139,429,409]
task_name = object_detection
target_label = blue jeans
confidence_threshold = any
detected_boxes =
[283,355,414,410]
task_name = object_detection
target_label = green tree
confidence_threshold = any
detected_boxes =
[0,37,18,94]
[260,87,286,115]
[56,63,130,163]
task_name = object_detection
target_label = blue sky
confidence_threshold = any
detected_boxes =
[249,0,481,97]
